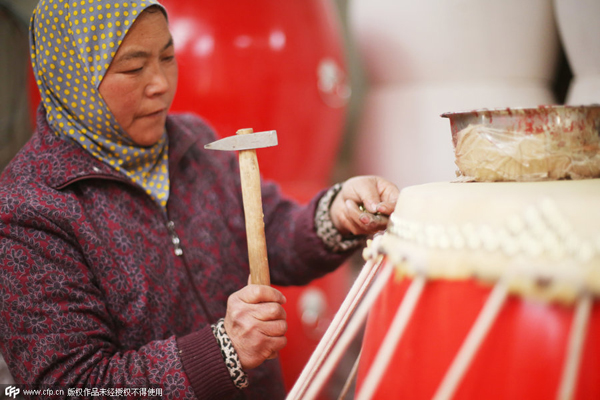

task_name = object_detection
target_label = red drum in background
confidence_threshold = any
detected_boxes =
[356,264,600,399]
[162,0,350,202]
[29,62,41,127]
[159,1,352,395]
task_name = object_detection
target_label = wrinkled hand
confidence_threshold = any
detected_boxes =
[224,284,288,370]
[330,175,399,236]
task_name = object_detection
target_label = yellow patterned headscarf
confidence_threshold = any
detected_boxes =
[30,0,170,210]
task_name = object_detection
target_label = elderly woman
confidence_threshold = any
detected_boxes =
[0,1,398,399]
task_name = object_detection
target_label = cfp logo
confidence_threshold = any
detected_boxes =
[4,386,20,399]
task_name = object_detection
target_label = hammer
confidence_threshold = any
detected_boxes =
[204,128,278,286]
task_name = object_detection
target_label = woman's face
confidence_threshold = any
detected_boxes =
[98,9,178,147]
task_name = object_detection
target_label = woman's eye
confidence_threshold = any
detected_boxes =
[162,56,175,62]
[123,67,143,74]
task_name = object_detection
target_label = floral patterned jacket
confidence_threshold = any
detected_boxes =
[0,109,351,399]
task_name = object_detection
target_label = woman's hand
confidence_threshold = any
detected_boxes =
[329,175,399,236]
[224,284,288,370]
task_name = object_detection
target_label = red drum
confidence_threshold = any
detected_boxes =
[28,63,41,128]
[159,1,352,394]
[162,0,350,203]
[356,260,600,399]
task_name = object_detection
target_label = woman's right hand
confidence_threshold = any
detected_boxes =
[224,284,288,370]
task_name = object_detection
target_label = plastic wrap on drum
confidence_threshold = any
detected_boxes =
[454,123,600,182]
[441,105,600,182]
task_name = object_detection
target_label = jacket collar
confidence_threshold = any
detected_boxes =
[23,106,201,191]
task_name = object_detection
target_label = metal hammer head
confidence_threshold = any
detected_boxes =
[204,129,278,151]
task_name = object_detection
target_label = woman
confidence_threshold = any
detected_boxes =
[0,1,398,399]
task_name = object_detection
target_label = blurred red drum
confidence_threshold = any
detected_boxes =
[162,0,350,202]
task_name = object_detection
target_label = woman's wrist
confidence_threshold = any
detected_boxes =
[211,318,249,389]
[314,182,365,252]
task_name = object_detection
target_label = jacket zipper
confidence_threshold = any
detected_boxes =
[166,221,184,256]
[166,219,213,320]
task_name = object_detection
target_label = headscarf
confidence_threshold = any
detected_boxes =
[29,0,171,210]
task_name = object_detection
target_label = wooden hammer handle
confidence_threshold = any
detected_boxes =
[237,128,270,285]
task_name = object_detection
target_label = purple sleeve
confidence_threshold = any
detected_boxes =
[261,182,355,286]
[177,328,238,399]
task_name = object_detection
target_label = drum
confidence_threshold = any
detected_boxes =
[356,265,600,399]
[161,0,350,203]
[287,179,600,400]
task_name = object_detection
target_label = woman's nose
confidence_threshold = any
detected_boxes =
[146,65,169,96]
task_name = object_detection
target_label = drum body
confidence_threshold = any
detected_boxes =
[356,258,600,399]
[162,0,349,202]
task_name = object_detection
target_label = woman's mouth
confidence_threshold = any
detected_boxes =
[141,109,166,119]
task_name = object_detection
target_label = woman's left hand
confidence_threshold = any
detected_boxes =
[329,175,399,237]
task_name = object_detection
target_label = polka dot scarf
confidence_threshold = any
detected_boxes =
[29,0,171,211]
